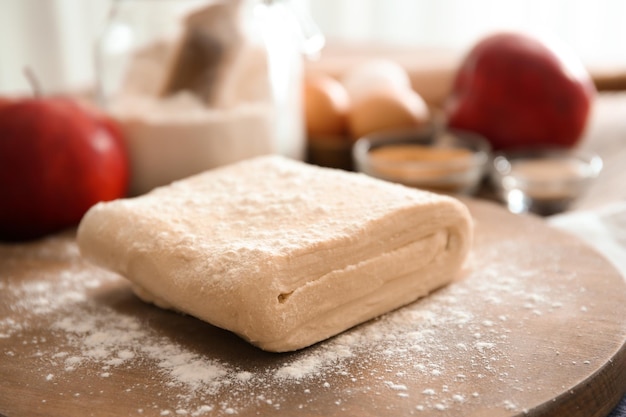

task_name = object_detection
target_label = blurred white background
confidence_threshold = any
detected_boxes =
[1,0,625,95]
[0,0,111,94]
[311,0,626,62]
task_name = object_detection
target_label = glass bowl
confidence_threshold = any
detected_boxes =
[490,148,603,215]
[352,126,491,194]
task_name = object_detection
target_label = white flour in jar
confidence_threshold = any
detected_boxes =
[110,92,275,196]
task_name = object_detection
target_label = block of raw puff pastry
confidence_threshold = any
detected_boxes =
[77,155,472,352]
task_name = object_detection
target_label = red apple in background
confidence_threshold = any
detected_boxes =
[445,32,596,150]
[0,97,129,241]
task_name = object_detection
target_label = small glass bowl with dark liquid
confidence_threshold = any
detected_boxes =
[490,148,603,216]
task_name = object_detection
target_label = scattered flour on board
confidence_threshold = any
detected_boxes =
[0,237,593,416]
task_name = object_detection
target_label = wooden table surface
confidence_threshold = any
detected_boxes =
[1,198,626,417]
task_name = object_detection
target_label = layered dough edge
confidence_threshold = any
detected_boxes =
[77,155,472,352]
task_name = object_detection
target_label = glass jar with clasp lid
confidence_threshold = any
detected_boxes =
[95,0,324,195]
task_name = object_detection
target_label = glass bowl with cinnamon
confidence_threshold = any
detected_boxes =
[353,126,491,195]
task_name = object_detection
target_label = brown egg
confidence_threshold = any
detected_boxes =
[303,74,351,137]
[348,88,430,140]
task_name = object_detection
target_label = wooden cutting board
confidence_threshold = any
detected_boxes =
[1,199,625,417]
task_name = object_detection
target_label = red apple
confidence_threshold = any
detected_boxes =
[0,97,129,241]
[0,97,13,111]
[445,32,596,150]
